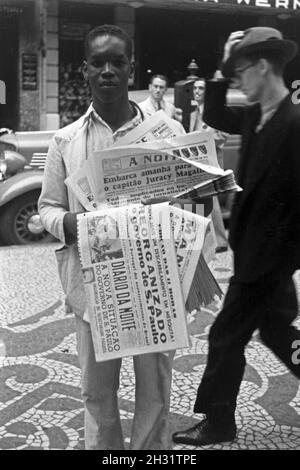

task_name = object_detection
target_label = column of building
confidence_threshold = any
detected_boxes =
[19,2,40,130]
[45,0,59,130]
[114,5,136,87]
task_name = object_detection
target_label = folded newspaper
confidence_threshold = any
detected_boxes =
[77,203,213,361]
[65,130,238,212]
[112,109,183,145]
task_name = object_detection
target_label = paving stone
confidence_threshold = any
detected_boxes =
[0,244,299,450]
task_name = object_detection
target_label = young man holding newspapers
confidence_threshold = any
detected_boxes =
[38,25,187,450]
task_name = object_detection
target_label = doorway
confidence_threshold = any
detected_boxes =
[135,8,259,88]
[0,12,19,129]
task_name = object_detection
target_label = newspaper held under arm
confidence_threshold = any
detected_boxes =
[77,204,210,361]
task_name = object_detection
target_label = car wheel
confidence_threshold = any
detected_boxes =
[0,191,54,245]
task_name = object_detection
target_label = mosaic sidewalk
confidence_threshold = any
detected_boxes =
[0,244,299,450]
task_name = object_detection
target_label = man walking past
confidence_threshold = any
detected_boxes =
[173,27,300,446]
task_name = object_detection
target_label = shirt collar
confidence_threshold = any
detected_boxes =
[82,103,94,124]
[255,93,289,133]
[83,101,143,137]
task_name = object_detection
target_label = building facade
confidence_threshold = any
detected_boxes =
[0,0,299,131]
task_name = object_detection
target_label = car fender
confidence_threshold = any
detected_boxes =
[0,170,43,208]
[4,150,28,174]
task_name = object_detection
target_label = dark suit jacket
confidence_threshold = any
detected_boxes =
[203,80,300,283]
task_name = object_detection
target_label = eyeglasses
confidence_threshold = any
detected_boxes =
[233,62,257,80]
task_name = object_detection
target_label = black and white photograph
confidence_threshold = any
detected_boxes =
[0,0,299,454]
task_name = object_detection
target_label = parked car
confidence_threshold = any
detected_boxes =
[0,128,55,244]
[0,88,245,245]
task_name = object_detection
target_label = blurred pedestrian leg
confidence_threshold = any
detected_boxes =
[211,196,228,252]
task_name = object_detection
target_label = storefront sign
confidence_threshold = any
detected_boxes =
[131,0,300,11]
[194,0,300,10]
[0,6,22,15]
[60,21,91,40]
[22,54,38,91]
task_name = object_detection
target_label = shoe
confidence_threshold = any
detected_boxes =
[172,418,236,446]
[215,246,228,253]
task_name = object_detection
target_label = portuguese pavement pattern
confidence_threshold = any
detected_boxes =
[0,244,299,450]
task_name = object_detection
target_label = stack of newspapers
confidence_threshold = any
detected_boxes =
[68,111,241,360]
[175,169,240,200]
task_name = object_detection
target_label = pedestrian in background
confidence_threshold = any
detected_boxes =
[39,24,181,451]
[173,27,300,446]
[139,74,183,122]
[190,78,228,253]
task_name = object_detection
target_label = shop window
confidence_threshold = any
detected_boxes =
[59,60,91,127]
[58,3,113,126]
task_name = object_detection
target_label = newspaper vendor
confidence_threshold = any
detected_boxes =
[38,24,191,451]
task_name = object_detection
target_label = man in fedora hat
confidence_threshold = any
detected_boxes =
[173,27,300,447]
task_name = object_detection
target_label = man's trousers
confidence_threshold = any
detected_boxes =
[75,316,175,450]
[194,274,300,414]
[210,196,228,251]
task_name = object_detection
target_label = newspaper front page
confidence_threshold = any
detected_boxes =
[77,203,207,361]
[65,112,188,210]
[66,129,224,211]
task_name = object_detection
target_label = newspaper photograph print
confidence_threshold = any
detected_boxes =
[87,214,123,263]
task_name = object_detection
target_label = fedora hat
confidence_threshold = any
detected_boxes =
[222,27,298,78]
